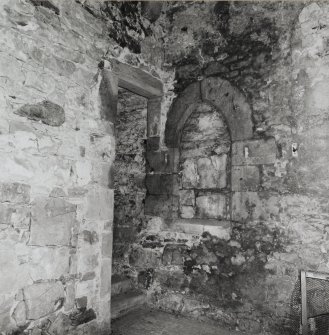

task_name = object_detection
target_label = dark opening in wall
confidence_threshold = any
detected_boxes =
[112,88,148,265]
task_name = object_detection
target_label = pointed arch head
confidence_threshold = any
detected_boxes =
[165,77,253,148]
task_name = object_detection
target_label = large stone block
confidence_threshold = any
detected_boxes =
[29,198,77,246]
[14,100,65,127]
[85,187,114,221]
[231,166,260,191]
[0,183,30,203]
[24,281,64,320]
[232,139,277,166]
[182,155,227,189]
[196,194,226,219]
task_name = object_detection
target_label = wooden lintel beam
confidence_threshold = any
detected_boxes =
[109,59,163,98]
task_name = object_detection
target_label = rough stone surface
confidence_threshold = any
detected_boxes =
[2,0,329,334]
[15,100,65,127]
[24,282,64,320]
[231,166,260,192]
[201,77,253,141]
[29,198,77,246]
[232,139,277,166]
[113,88,148,260]
[0,0,121,332]
[195,194,227,219]
[0,183,30,203]
[181,155,228,189]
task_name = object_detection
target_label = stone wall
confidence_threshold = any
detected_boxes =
[3,1,329,334]
[121,2,329,334]
[0,1,167,333]
[0,0,114,333]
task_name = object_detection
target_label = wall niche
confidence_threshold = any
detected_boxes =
[178,102,231,221]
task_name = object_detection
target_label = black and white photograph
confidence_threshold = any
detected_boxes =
[0,0,328,334]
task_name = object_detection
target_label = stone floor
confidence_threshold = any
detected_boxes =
[111,308,247,335]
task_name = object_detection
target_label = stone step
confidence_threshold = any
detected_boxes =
[111,290,147,320]
[111,274,134,296]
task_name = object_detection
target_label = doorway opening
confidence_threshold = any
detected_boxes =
[112,88,148,269]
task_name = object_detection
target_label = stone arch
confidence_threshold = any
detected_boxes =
[149,76,256,222]
[145,75,277,223]
[165,76,253,148]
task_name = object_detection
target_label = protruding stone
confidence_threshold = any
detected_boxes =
[14,100,65,126]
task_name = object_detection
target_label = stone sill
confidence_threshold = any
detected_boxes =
[164,218,231,240]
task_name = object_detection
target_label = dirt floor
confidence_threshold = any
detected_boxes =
[111,308,248,335]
